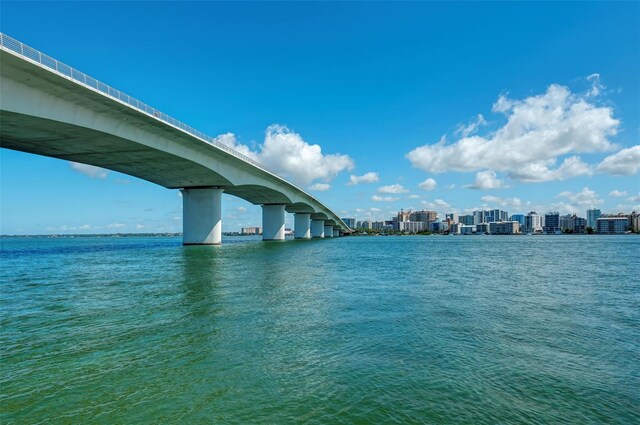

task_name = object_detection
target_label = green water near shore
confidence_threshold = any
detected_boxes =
[1,235,638,423]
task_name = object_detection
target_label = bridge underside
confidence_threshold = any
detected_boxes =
[1,110,232,189]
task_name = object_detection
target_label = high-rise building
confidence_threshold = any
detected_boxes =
[559,214,574,232]
[445,213,459,223]
[459,214,475,225]
[410,210,437,225]
[510,214,525,226]
[544,212,560,234]
[587,209,601,229]
[341,217,356,229]
[524,212,543,234]
[630,211,640,233]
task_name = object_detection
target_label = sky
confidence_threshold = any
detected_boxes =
[1,1,639,234]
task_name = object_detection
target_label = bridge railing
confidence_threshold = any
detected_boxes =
[0,33,267,170]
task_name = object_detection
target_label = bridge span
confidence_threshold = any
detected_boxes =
[0,34,350,244]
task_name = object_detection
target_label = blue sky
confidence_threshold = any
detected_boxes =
[1,1,639,234]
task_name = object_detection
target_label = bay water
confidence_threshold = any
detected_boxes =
[1,235,638,423]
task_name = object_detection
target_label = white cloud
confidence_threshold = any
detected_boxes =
[556,187,603,210]
[596,145,640,176]
[309,183,331,191]
[371,195,399,202]
[107,223,126,229]
[418,178,437,191]
[136,224,146,229]
[627,194,640,203]
[466,170,508,189]
[480,195,522,209]
[347,172,379,185]
[214,125,354,185]
[406,83,619,183]
[455,114,487,138]
[377,184,409,194]
[446,184,456,190]
[69,162,108,179]
[509,156,593,182]
[609,190,627,197]
[408,194,421,199]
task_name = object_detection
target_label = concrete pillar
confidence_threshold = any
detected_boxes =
[333,229,340,237]
[294,213,311,239]
[324,225,334,238]
[311,220,325,238]
[181,187,223,245]
[262,204,286,241]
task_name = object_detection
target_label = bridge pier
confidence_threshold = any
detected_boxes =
[324,225,334,238]
[262,204,286,241]
[333,229,340,237]
[181,187,223,245]
[294,213,311,239]
[311,220,325,238]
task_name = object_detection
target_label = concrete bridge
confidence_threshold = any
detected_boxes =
[0,33,350,244]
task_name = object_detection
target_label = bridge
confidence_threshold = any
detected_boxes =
[0,33,350,244]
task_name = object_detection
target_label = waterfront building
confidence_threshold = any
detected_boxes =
[341,217,356,229]
[573,216,586,234]
[587,208,601,229]
[510,214,525,226]
[630,211,640,233]
[491,221,521,235]
[410,210,437,225]
[371,221,386,230]
[450,222,462,234]
[445,213,458,223]
[476,223,490,234]
[359,220,372,230]
[597,215,629,234]
[459,214,474,225]
[460,225,476,235]
[559,214,574,232]
[429,221,449,233]
[398,221,424,233]
[544,212,561,234]
[524,212,543,234]
[241,226,262,235]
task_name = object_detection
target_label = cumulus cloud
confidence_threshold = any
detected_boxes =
[214,125,354,185]
[406,83,620,183]
[609,190,627,197]
[347,172,379,185]
[418,178,437,191]
[69,162,108,179]
[480,195,522,209]
[309,183,331,191]
[371,195,399,202]
[408,194,421,199]
[509,156,593,182]
[465,170,508,189]
[107,223,126,229]
[596,145,640,176]
[377,184,409,194]
[586,73,604,97]
[556,187,603,209]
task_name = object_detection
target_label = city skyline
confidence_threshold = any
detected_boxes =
[1,2,639,234]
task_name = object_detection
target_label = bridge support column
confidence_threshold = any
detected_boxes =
[311,220,325,238]
[262,204,286,241]
[294,213,311,239]
[333,229,340,237]
[181,187,223,245]
[324,225,334,238]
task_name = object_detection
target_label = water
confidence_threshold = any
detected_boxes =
[1,235,639,424]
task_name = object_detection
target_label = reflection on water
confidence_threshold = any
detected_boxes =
[1,235,639,423]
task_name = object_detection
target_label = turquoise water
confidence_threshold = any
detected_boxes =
[1,235,639,424]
